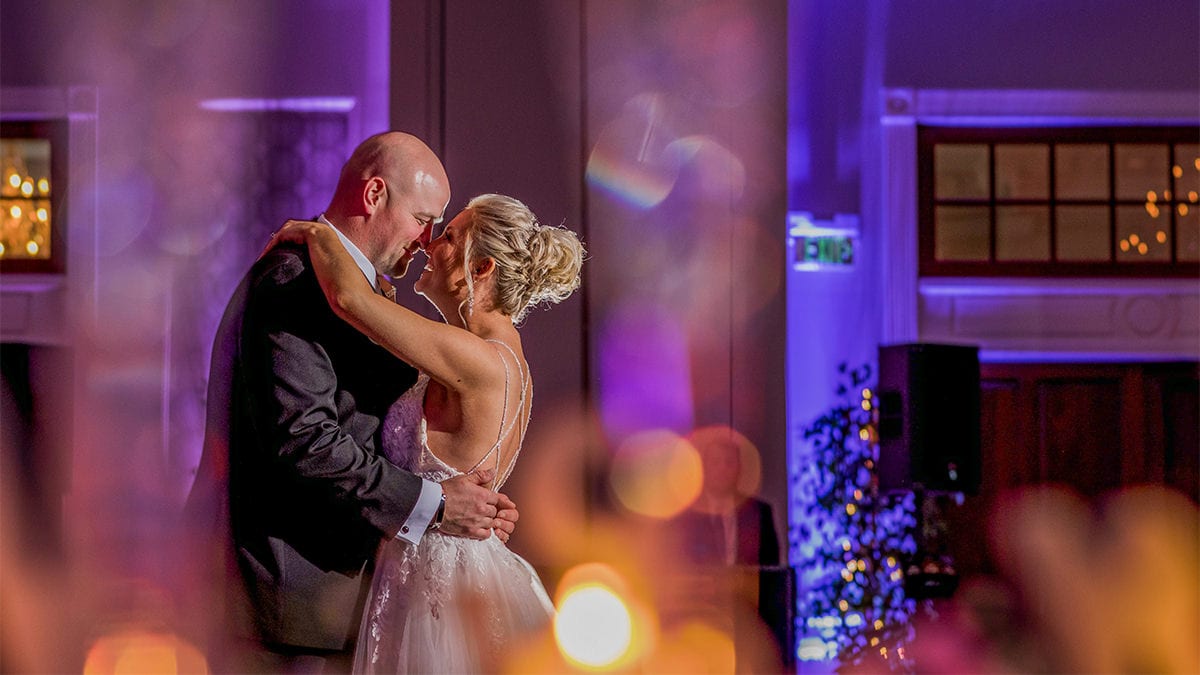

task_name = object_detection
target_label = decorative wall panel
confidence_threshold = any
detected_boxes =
[168,110,350,489]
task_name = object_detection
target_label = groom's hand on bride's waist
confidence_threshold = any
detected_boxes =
[436,471,519,543]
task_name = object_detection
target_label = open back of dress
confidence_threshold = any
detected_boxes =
[353,342,552,674]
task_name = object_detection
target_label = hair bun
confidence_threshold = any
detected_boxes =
[462,193,585,323]
[524,225,584,306]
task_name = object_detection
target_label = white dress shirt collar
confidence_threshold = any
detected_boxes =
[318,214,378,292]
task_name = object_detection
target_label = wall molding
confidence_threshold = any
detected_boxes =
[1,85,97,346]
[880,88,1200,361]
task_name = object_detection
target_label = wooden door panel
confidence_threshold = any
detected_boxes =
[946,362,1197,581]
[980,378,1035,490]
[1160,377,1200,500]
[1036,378,1125,497]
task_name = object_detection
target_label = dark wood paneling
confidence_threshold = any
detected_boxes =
[1036,378,1124,497]
[944,362,1199,580]
[981,378,1033,490]
[1152,365,1200,500]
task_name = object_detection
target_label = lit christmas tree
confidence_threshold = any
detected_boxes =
[791,363,919,671]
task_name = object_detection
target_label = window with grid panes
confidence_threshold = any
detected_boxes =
[0,120,67,273]
[919,126,1199,277]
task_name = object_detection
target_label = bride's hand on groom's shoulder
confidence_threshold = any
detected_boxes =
[438,471,519,543]
[257,219,326,260]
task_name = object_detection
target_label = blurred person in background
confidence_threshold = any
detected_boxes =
[267,191,584,673]
[675,426,780,567]
[185,132,518,673]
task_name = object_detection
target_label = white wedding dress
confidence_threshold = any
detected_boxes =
[353,342,555,674]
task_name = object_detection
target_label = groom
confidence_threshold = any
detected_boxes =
[187,132,517,673]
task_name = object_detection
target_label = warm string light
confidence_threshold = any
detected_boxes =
[1,142,52,261]
[795,367,916,668]
[1134,149,1200,258]
[1119,226,1172,257]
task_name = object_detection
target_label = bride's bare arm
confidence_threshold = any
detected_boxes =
[267,220,498,390]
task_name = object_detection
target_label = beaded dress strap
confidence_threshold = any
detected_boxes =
[464,339,529,490]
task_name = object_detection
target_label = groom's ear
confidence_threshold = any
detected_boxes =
[363,176,387,214]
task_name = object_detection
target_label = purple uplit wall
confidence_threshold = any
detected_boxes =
[884,0,1200,91]
[1,2,390,670]
[2,0,1196,670]
[583,1,787,454]
[385,8,792,669]
[786,1,888,668]
[785,0,1198,668]
[4,1,792,670]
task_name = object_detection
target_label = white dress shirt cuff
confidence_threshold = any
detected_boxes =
[396,479,442,544]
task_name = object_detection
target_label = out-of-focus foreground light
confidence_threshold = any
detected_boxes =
[585,94,678,209]
[83,630,207,675]
[553,562,655,671]
[644,621,736,674]
[609,429,702,518]
[554,583,633,669]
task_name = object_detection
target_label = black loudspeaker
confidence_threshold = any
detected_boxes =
[877,343,981,494]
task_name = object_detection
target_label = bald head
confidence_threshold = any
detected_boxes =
[338,131,447,201]
[326,131,451,276]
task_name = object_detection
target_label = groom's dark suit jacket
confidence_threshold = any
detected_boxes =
[188,244,420,653]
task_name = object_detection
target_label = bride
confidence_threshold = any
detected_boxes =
[269,193,584,673]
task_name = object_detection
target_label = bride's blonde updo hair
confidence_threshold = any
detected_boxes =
[460,193,585,324]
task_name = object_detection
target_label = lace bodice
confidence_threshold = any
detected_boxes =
[380,340,528,490]
[359,341,550,674]
[381,372,459,484]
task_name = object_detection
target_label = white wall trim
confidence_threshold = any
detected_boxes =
[884,88,1200,123]
[879,88,1200,361]
[1,85,98,346]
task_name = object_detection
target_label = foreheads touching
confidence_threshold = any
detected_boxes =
[328,132,451,275]
[333,132,451,222]
[455,194,585,323]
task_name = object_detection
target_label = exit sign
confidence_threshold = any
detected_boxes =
[788,212,859,271]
